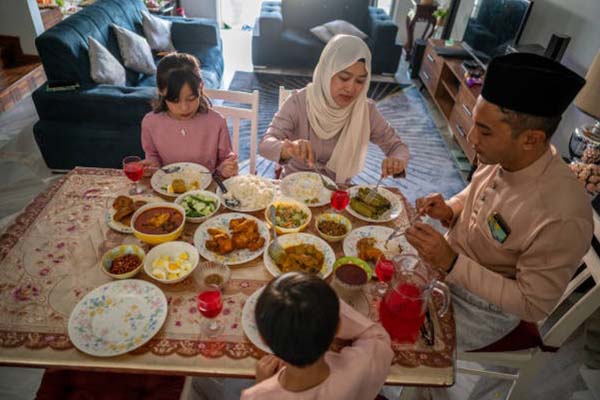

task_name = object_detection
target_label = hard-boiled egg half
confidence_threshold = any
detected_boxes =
[151,252,193,281]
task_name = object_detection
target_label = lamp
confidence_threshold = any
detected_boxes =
[570,50,600,161]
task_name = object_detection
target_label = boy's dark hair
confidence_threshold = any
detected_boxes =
[500,107,562,140]
[152,52,211,114]
[255,272,340,367]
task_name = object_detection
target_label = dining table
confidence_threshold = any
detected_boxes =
[0,167,455,388]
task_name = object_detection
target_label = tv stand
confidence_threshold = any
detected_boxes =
[419,39,481,164]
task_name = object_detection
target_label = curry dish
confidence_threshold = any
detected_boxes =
[276,244,324,274]
[133,207,183,235]
[205,217,265,255]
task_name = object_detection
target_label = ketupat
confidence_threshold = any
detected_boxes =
[350,197,390,219]
[356,187,391,208]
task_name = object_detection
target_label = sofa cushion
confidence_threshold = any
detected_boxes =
[323,19,368,39]
[310,25,334,43]
[112,24,156,75]
[88,37,126,85]
[141,11,175,52]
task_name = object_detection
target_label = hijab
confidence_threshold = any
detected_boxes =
[306,35,372,183]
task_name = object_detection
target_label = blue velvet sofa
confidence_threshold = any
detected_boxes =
[252,0,402,74]
[32,0,224,169]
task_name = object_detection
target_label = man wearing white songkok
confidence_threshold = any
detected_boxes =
[259,34,409,183]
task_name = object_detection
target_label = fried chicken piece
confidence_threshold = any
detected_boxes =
[357,237,383,263]
[132,200,147,210]
[112,195,133,210]
[172,179,187,194]
[113,206,134,222]
[246,237,265,251]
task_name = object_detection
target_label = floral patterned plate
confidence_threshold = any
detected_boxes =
[263,232,335,278]
[280,172,334,207]
[193,213,270,265]
[346,185,403,223]
[241,286,272,354]
[151,162,212,198]
[343,225,417,263]
[68,279,168,357]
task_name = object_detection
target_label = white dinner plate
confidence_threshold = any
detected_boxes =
[343,225,416,262]
[280,171,335,207]
[241,286,272,354]
[346,185,403,223]
[150,162,211,198]
[263,232,335,278]
[68,279,167,357]
[215,175,275,212]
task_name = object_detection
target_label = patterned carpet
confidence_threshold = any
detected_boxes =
[227,71,465,203]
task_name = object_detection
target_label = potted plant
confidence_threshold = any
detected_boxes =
[433,7,449,26]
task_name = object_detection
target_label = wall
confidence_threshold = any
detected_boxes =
[448,0,600,156]
[0,0,44,55]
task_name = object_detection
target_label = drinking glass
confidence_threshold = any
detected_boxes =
[122,156,144,194]
[197,285,224,336]
[373,255,395,296]
[330,187,350,212]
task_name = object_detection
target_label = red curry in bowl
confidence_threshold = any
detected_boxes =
[133,206,184,234]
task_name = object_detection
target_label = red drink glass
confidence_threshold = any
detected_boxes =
[197,286,224,336]
[331,189,350,212]
[122,156,144,194]
[373,256,395,296]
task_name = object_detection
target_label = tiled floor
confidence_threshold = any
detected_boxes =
[0,28,595,400]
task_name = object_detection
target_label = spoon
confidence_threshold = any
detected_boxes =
[161,166,181,174]
[212,174,241,209]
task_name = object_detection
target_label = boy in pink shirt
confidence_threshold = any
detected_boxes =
[241,272,394,400]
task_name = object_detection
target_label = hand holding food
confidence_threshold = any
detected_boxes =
[381,157,406,178]
[405,222,457,271]
[415,193,453,227]
[218,153,239,178]
[281,139,315,167]
[141,159,159,177]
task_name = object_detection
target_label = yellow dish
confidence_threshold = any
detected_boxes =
[264,197,312,235]
[101,244,145,280]
[130,202,186,245]
[315,213,352,242]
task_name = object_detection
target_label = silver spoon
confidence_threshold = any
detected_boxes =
[212,174,241,208]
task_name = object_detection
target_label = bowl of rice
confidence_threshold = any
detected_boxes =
[217,175,275,212]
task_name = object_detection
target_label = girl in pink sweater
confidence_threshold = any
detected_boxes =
[141,53,238,177]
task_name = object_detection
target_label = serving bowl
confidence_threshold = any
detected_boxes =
[264,197,312,235]
[315,213,352,242]
[100,244,145,279]
[143,241,199,284]
[131,202,186,245]
[174,190,220,223]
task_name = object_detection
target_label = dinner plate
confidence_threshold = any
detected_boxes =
[343,225,416,262]
[68,279,167,357]
[263,232,335,278]
[193,213,270,265]
[105,194,161,233]
[280,171,335,207]
[150,162,211,198]
[346,185,403,223]
[241,286,272,354]
[215,175,275,212]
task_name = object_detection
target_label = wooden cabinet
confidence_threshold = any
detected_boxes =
[420,39,481,164]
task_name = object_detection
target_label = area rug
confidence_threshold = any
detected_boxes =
[227,71,466,203]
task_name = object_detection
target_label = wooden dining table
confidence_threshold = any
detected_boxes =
[0,167,455,387]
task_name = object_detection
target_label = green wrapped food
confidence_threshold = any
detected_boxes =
[350,197,390,219]
[356,187,391,209]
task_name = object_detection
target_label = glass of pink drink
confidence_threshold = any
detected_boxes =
[197,285,224,336]
[379,254,450,343]
[122,156,145,194]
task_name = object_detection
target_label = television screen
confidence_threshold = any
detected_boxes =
[462,0,533,64]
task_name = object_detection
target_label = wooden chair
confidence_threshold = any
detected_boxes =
[456,210,600,400]
[205,88,259,175]
[278,85,293,110]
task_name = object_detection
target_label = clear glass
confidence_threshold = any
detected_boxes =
[197,285,224,336]
[373,255,395,296]
[122,156,144,195]
[197,261,231,291]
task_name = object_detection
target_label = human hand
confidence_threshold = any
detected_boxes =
[381,157,406,178]
[255,355,285,383]
[218,153,239,178]
[415,193,453,227]
[140,159,160,177]
[281,139,315,167]
[405,222,457,271]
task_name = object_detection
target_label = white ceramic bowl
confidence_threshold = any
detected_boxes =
[264,197,312,235]
[174,190,221,223]
[143,241,199,284]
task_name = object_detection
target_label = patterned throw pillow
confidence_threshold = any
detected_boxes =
[111,24,157,75]
[141,10,175,52]
[310,20,368,43]
[88,37,126,85]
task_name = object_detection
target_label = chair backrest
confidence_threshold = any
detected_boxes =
[540,209,600,348]
[278,86,293,110]
[204,89,259,175]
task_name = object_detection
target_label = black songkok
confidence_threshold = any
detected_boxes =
[482,52,585,117]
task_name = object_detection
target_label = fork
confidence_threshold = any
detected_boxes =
[313,166,338,192]
[364,175,384,205]
[383,225,408,249]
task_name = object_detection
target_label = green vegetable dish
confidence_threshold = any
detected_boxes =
[274,205,308,228]
[350,188,391,219]
[180,194,217,218]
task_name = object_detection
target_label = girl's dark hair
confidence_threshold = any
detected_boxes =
[152,52,211,114]
[255,272,340,367]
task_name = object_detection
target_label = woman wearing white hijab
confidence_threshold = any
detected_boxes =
[259,34,409,183]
